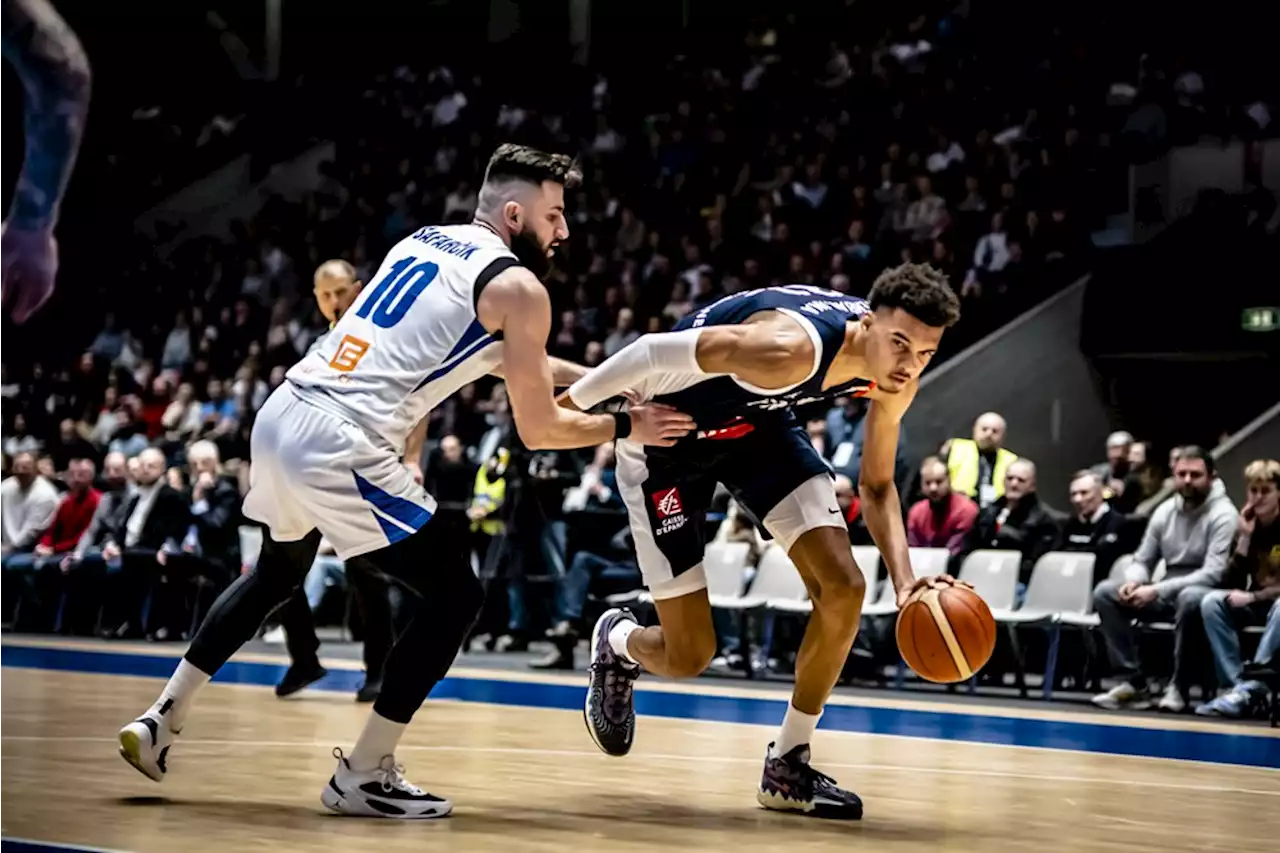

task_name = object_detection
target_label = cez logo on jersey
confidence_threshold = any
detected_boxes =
[328,335,371,372]
[651,487,687,536]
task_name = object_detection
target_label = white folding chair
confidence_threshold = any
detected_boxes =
[958,550,1021,614]
[909,547,950,577]
[998,552,1097,624]
[861,549,940,617]
[995,551,1097,699]
[605,539,754,608]
[736,543,809,612]
[703,541,753,604]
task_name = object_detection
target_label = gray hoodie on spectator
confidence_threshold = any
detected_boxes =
[1133,478,1237,598]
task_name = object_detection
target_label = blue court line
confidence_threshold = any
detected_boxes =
[4,643,1278,770]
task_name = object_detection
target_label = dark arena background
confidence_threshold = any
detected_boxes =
[2,2,1278,852]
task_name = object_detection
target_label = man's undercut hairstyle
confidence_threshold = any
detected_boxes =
[868,262,962,329]
[482,144,582,192]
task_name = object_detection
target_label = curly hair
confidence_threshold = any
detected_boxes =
[482,144,582,190]
[868,262,961,329]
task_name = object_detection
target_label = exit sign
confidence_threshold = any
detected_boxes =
[1242,307,1280,332]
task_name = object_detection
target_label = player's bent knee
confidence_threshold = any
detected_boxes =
[810,567,866,629]
[666,631,717,679]
[249,564,305,603]
[651,588,717,678]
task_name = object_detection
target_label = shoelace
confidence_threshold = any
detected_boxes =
[779,753,840,795]
[332,748,427,797]
[376,756,426,795]
[603,667,635,721]
[808,766,841,791]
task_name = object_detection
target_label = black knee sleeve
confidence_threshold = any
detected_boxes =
[370,531,487,724]
[185,530,321,675]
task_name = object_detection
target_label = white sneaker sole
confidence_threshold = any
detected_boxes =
[320,780,452,819]
[118,722,164,782]
[757,789,816,813]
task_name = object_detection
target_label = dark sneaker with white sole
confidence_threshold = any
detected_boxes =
[320,749,452,819]
[584,607,641,757]
[757,742,863,820]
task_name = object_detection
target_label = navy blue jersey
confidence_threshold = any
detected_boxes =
[650,285,874,442]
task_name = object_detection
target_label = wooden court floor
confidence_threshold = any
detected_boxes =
[2,641,1279,853]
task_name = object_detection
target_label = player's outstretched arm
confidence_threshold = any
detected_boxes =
[859,386,967,607]
[565,315,815,410]
[478,268,693,450]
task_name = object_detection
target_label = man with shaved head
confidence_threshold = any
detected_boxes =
[942,411,1018,509]
[270,258,399,705]
[957,457,1064,588]
[311,259,362,329]
[906,455,977,555]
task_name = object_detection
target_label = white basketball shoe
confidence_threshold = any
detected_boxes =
[118,708,180,782]
[320,749,452,819]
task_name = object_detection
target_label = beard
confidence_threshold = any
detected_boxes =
[510,227,553,280]
[1178,486,1207,506]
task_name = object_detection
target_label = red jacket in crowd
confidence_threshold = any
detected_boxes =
[906,493,978,556]
[37,488,102,554]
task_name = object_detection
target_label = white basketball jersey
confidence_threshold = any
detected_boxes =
[286,223,516,452]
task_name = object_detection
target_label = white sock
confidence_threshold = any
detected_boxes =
[150,659,211,732]
[348,712,408,773]
[607,618,641,664]
[772,704,822,757]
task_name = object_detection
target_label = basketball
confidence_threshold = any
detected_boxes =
[896,582,997,684]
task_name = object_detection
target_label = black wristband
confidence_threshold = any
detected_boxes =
[612,411,632,439]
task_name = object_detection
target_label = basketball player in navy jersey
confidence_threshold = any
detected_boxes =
[562,264,964,819]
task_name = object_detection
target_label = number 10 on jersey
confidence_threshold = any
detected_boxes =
[355,256,439,328]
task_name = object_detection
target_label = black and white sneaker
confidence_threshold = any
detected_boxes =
[320,749,452,819]
[118,710,179,782]
[584,607,640,757]
[757,742,863,820]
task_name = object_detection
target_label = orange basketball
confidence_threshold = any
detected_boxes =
[895,583,996,684]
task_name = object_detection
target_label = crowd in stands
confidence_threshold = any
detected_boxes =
[4,5,1277,719]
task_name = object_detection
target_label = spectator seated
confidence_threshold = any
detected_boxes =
[954,458,1064,595]
[1091,447,1237,713]
[1058,469,1129,585]
[906,455,978,556]
[1195,459,1280,719]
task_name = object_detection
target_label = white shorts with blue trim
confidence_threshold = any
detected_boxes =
[242,384,436,560]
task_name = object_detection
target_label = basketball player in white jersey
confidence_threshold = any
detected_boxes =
[117,145,694,818]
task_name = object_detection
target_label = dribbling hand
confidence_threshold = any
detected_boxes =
[627,403,695,447]
[896,574,972,609]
